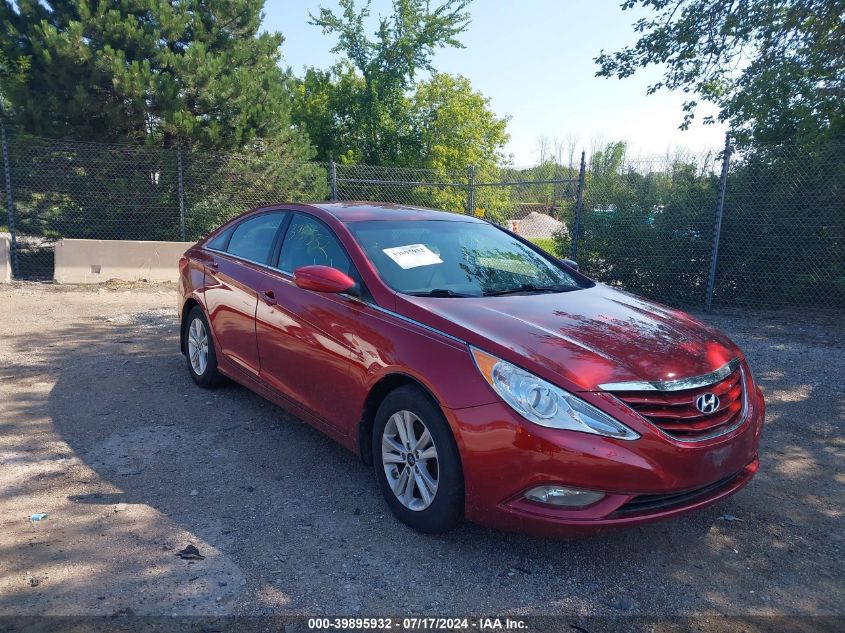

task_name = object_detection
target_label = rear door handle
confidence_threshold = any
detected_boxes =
[209,260,219,269]
[261,289,277,305]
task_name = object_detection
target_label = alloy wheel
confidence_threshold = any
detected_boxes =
[381,410,439,511]
[187,318,209,376]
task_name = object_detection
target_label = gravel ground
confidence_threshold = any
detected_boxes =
[0,282,842,622]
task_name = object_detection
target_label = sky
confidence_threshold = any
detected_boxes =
[263,0,727,166]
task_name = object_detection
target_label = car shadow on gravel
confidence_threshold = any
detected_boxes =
[2,309,843,617]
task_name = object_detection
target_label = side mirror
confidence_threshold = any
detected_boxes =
[293,265,356,294]
[561,258,579,271]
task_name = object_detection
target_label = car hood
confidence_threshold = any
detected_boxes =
[397,284,742,392]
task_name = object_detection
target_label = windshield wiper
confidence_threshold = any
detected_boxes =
[406,288,475,298]
[483,283,574,297]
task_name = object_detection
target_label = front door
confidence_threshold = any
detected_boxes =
[255,213,362,432]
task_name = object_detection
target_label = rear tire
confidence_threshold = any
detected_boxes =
[372,385,464,533]
[183,306,223,388]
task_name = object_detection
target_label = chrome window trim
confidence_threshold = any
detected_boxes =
[598,358,742,392]
[202,247,465,345]
[362,302,466,345]
[204,246,278,273]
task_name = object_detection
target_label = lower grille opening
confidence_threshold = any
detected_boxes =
[611,470,745,518]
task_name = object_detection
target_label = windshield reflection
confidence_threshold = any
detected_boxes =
[349,220,585,297]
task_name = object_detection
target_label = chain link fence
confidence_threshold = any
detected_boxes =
[181,146,330,243]
[0,131,332,278]
[335,162,580,245]
[0,128,579,281]
[574,140,844,310]
[1,125,842,311]
[576,150,723,309]
[714,142,844,310]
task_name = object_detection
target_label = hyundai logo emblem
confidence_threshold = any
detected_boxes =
[695,393,720,414]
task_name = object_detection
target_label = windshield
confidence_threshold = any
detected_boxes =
[348,220,586,297]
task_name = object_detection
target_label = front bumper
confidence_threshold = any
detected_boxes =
[445,385,764,536]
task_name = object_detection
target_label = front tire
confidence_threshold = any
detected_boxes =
[372,385,464,533]
[184,306,223,388]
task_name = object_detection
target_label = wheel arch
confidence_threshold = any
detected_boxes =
[179,298,202,355]
[357,372,445,466]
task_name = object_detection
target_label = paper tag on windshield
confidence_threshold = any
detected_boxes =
[382,244,443,269]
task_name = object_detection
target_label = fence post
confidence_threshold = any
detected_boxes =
[705,134,731,312]
[329,160,338,201]
[176,142,186,241]
[466,164,476,216]
[0,119,18,278]
[571,150,586,261]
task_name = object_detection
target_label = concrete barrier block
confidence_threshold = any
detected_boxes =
[54,239,194,284]
[0,236,10,283]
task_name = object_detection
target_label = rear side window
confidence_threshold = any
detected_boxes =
[206,226,233,251]
[278,214,352,274]
[226,213,286,263]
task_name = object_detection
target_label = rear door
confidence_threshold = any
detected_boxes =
[255,212,363,432]
[203,211,288,376]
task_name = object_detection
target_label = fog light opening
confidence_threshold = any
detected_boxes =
[524,485,605,508]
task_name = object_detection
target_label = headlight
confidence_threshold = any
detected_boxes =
[470,347,640,441]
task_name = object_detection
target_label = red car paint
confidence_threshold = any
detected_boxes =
[178,202,764,535]
[293,265,356,293]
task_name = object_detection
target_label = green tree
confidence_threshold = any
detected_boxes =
[0,0,311,152]
[595,0,845,145]
[0,50,29,115]
[0,0,322,261]
[411,73,509,214]
[291,63,368,163]
[308,0,471,164]
[413,73,508,173]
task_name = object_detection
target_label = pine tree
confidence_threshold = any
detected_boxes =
[1,0,311,153]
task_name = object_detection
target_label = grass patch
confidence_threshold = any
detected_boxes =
[527,237,559,256]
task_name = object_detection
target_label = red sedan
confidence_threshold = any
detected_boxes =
[177,202,763,535]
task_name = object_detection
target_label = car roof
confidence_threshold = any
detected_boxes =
[307,202,487,224]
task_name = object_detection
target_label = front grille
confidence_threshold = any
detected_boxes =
[614,365,747,441]
[611,470,743,517]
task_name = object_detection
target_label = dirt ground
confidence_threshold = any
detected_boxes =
[0,282,842,622]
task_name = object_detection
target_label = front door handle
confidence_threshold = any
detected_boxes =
[261,289,277,306]
[209,260,219,269]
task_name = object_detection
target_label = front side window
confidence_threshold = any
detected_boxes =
[225,212,286,263]
[348,220,585,297]
[278,214,352,274]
